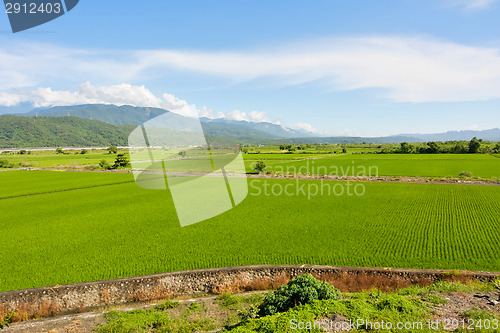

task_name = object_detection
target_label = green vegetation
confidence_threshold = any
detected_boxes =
[0,148,128,168]
[153,300,180,311]
[0,115,134,148]
[217,293,264,310]
[96,308,217,333]
[0,171,134,199]
[398,280,497,296]
[0,310,16,329]
[253,161,266,173]
[2,140,499,180]
[258,274,341,316]
[1,172,499,292]
[230,293,430,332]
[107,145,118,154]
[256,154,500,179]
[99,153,129,170]
[95,277,500,332]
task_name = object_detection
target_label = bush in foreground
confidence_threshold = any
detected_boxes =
[258,274,341,316]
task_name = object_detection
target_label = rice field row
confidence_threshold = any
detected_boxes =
[0,171,134,199]
[0,150,126,167]
[1,171,499,292]
[251,154,500,178]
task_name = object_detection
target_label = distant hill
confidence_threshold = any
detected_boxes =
[0,115,135,148]
[24,104,168,125]
[25,104,312,139]
[5,104,499,146]
[0,115,281,148]
[200,117,314,138]
[392,128,500,142]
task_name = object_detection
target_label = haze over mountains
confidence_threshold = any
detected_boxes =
[0,104,498,147]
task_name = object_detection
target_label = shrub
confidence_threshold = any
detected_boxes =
[99,160,110,170]
[107,146,118,154]
[238,304,259,321]
[258,274,341,316]
[459,171,472,178]
[0,160,13,168]
[253,161,266,174]
[80,149,88,155]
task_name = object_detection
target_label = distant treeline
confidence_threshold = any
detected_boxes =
[389,137,499,154]
[242,138,500,155]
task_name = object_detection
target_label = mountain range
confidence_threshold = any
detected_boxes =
[0,104,498,147]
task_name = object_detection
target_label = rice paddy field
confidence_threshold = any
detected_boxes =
[0,149,125,167]
[245,154,500,179]
[1,170,499,292]
[3,148,500,179]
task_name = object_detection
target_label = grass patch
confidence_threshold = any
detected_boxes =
[398,280,498,296]
[153,300,179,311]
[96,308,216,333]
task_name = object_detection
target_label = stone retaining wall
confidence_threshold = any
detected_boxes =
[1,265,499,318]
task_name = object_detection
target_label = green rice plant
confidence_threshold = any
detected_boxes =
[1,173,499,292]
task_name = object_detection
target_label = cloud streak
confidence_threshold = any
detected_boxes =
[3,35,500,103]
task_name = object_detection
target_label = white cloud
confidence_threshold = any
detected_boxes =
[467,124,479,130]
[0,83,283,125]
[0,82,163,107]
[449,0,497,9]
[137,36,500,103]
[0,83,199,117]
[222,110,271,122]
[288,122,320,134]
[4,35,500,104]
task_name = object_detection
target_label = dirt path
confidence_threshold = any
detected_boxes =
[3,293,249,333]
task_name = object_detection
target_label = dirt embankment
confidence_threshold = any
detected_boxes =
[1,265,499,325]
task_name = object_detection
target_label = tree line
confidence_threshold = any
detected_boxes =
[393,137,499,154]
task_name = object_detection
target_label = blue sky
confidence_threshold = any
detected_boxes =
[1,0,500,136]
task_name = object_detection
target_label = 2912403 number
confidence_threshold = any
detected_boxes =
[5,2,62,14]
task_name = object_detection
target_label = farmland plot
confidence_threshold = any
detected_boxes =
[1,172,499,292]
[255,154,500,178]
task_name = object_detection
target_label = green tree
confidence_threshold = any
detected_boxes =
[451,143,465,154]
[253,161,266,173]
[399,142,414,154]
[468,137,481,153]
[19,150,27,155]
[112,154,129,168]
[178,150,187,158]
[426,142,440,154]
[107,145,118,154]
[493,143,500,153]
[80,149,88,155]
[55,147,64,154]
